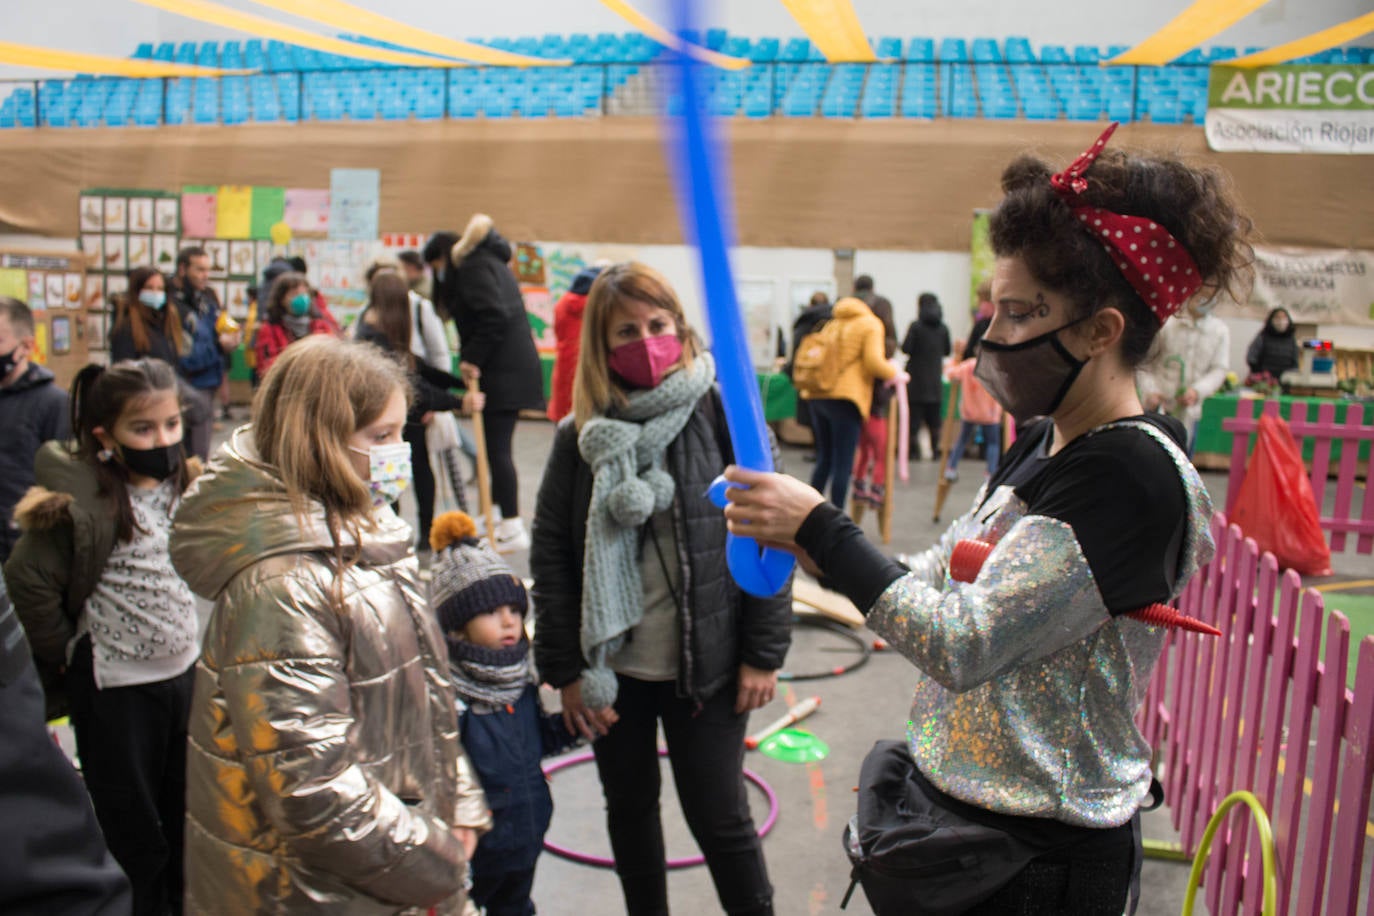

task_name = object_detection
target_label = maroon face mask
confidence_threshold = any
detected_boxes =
[608,335,683,389]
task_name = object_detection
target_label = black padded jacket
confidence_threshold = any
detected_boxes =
[530,388,792,704]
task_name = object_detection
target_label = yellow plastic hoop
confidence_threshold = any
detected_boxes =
[1181,790,1278,916]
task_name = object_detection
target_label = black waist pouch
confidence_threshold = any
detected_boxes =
[841,740,1038,916]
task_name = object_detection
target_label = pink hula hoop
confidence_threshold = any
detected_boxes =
[541,748,780,870]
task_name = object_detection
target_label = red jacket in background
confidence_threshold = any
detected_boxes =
[255,319,336,376]
[547,289,587,422]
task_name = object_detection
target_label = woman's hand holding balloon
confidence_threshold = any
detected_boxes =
[721,465,825,549]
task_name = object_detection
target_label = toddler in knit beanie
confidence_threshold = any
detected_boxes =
[430,511,532,705]
[429,512,577,915]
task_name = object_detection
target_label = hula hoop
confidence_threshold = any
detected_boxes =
[542,748,779,870]
[779,615,871,681]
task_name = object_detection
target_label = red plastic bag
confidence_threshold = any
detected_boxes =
[1230,414,1332,576]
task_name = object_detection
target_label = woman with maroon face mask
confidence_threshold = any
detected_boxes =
[722,125,1254,914]
[530,261,791,916]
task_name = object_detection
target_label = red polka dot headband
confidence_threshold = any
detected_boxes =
[1050,122,1202,324]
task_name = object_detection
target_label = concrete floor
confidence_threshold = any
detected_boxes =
[206,410,1369,916]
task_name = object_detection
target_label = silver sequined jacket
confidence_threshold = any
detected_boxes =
[170,428,490,914]
[881,421,1214,829]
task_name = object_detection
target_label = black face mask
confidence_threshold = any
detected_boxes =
[974,318,1089,424]
[118,443,183,482]
[0,346,21,380]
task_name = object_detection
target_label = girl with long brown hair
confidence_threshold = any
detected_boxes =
[169,336,489,914]
[109,267,185,366]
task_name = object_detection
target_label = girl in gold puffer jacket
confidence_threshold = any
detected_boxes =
[170,336,489,915]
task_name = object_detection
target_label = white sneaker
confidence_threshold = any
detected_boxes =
[471,508,503,537]
[494,517,531,554]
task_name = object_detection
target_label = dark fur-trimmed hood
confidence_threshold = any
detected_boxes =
[13,455,203,532]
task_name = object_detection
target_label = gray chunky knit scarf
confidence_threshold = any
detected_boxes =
[577,352,715,709]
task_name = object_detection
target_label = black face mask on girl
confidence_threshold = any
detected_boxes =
[117,443,183,481]
[973,317,1089,424]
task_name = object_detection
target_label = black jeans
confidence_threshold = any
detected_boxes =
[808,398,863,509]
[592,675,773,916]
[470,865,537,916]
[67,637,194,916]
[483,409,521,519]
[404,421,434,548]
[911,400,943,458]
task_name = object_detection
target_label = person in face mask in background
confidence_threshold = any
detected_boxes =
[5,359,199,915]
[531,262,790,916]
[1136,286,1231,452]
[1245,307,1300,383]
[110,268,185,367]
[253,271,339,377]
[721,125,1252,915]
[0,297,70,562]
[430,215,546,554]
[168,336,490,915]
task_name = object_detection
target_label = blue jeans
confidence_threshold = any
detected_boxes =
[947,422,1002,475]
[808,399,864,509]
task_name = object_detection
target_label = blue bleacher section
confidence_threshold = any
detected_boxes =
[2,32,1372,129]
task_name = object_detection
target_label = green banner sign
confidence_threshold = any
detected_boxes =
[1206,64,1374,154]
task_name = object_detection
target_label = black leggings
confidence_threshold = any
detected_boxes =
[403,421,434,548]
[67,637,193,916]
[483,409,520,519]
[592,676,773,916]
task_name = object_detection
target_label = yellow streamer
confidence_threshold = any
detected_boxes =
[0,40,249,77]
[597,0,750,70]
[1106,0,1271,66]
[1229,12,1374,67]
[130,0,471,68]
[778,0,875,62]
[243,0,567,67]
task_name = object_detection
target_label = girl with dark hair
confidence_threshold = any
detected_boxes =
[253,271,337,376]
[5,359,198,916]
[356,272,483,549]
[1246,307,1300,381]
[110,267,185,366]
[724,124,1252,914]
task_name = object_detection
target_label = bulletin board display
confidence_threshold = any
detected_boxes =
[0,249,92,387]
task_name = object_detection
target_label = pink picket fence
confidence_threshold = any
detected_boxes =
[1139,513,1374,915]
[1222,398,1374,554]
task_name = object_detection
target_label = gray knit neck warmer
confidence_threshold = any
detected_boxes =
[576,352,715,709]
[448,637,532,709]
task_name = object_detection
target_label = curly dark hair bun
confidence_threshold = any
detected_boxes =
[989,145,1254,367]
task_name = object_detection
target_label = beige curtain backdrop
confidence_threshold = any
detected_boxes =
[0,119,1367,251]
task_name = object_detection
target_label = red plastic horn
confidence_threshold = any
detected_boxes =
[948,539,1220,637]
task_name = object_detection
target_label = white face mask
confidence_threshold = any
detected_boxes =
[350,442,413,507]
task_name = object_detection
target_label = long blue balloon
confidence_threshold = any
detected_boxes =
[664,0,793,598]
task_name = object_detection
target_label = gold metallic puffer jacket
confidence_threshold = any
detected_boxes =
[170,428,490,915]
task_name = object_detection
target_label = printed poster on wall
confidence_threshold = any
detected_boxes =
[181,187,218,239]
[328,169,380,241]
[216,185,254,239]
[284,188,330,234]
[1205,64,1374,155]
[1213,245,1374,327]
